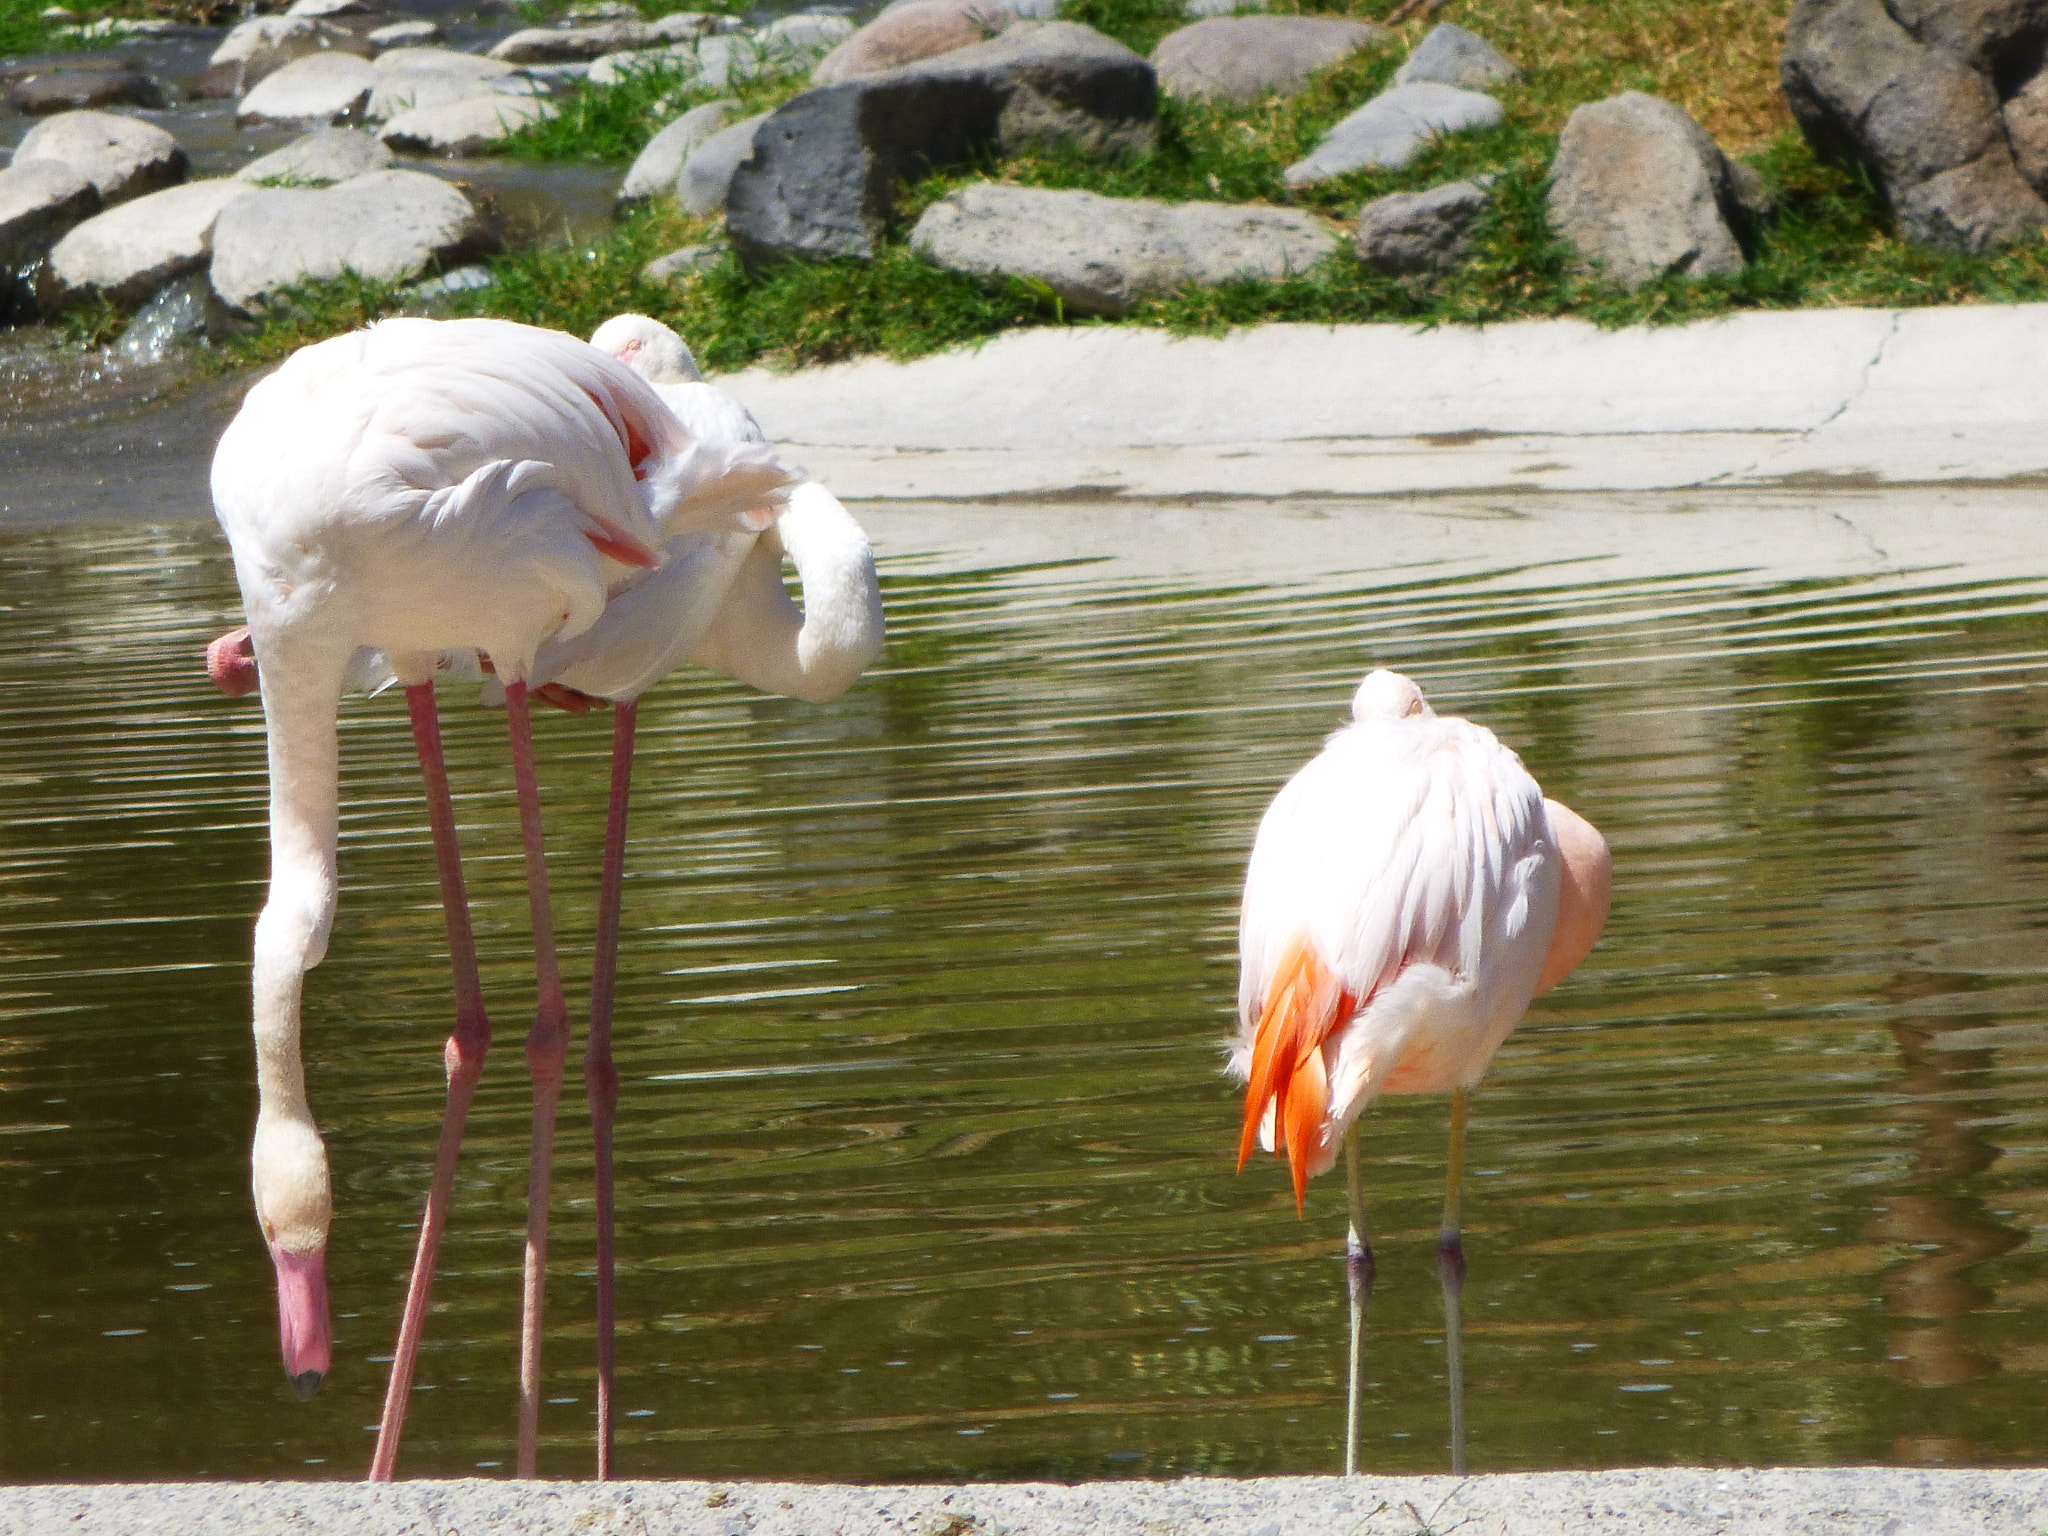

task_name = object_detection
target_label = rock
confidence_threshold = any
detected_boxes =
[1151,15,1384,104]
[1391,22,1519,90]
[2005,71,2048,197]
[1354,175,1490,275]
[813,0,1012,85]
[679,110,768,213]
[198,16,371,99]
[489,20,658,63]
[237,51,380,127]
[284,0,383,17]
[367,69,539,122]
[209,168,494,312]
[376,47,521,76]
[642,241,725,279]
[40,178,255,311]
[727,21,1157,262]
[38,6,77,20]
[1546,91,1748,288]
[567,0,639,18]
[409,262,493,295]
[368,19,442,48]
[0,161,101,301]
[379,91,558,154]
[587,35,751,88]
[616,98,737,206]
[237,127,393,184]
[1185,0,1265,15]
[760,13,858,61]
[12,110,188,206]
[6,65,170,115]
[1281,80,1502,187]
[911,182,1336,314]
[1782,0,2048,251]
[653,12,731,40]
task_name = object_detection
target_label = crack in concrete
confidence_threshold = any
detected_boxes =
[1830,506,1892,565]
[1697,311,1906,489]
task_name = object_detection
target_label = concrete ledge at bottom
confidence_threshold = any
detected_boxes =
[5,1468,2047,1535]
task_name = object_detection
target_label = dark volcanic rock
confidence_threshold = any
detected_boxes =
[1781,0,2048,250]
[726,20,1156,263]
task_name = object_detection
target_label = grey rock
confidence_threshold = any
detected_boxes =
[1391,22,1519,90]
[1782,0,2048,251]
[367,69,540,122]
[1546,91,1747,288]
[209,168,494,312]
[6,65,169,114]
[284,0,384,17]
[727,21,1157,262]
[617,98,737,206]
[1151,15,1384,103]
[911,181,1337,315]
[587,34,755,88]
[12,110,188,206]
[379,91,558,154]
[760,13,858,61]
[567,0,640,18]
[367,19,443,48]
[236,127,394,185]
[642,241,725,279]
[0,161,101,311]
[813,0,1013,86]
[1184,0,1266,16]
[373,47,520,78]
[198,16,370,99]
[409,261,493,295]
[237,51,380,127]
[679,110,768,214]
[653,11,732,39]
[39,177,255,311]
[2005,70,2048,197]
[489,20,658,62]
[1354,175,1489,274]
[1281,79,1502,186]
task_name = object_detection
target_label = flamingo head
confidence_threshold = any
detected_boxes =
[590,313,702,384]
[252,1114,333,1398]
[1351,668,1433,722]
[207,627,259,697]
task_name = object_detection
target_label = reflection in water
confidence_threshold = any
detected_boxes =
[0,504,2045,1480]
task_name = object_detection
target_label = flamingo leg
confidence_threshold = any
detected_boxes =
[370,681,494,1483]
[505,679,571,1480]
[1343,1122,1374,1478]
[586,699,636,1480]
[1439,1086,1468,1477]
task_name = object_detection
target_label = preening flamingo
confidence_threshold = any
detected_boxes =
[1232,669,1611,1474]
[206,314,883,1480]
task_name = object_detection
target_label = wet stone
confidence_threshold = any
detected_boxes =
[236,51,380,128]
[378,91,557,154]
[39,177,255,311]
[12,110,189,207]
[0,161,101,317]
[6,66,170,115]
[199,16,372,100]
[236,127,394,185]
[367,19,443,48]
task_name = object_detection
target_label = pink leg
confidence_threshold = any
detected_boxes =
[586,700,636,1480]
[370,682,493,1483]
[506,679,570,1480]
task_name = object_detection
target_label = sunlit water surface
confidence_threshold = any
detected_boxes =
[0,496,2045,1482]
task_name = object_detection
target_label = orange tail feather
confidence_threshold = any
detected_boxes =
[1237,937,1350,1212]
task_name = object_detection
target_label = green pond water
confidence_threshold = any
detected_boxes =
[0,495,2045,1483]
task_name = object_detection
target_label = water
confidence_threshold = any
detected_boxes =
[0,495,2045,1483]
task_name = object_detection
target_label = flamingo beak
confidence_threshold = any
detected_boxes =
[269,1241,332,1399]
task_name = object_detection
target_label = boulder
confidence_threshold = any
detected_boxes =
[1281,80,1502,186]
[489,20,658,62]
[1546,91,1748,288]
[39,178,255,311]
[642,241,725,279]
[284,0,384,16]
[0,161,101,311]
[237,126,394,184]
[616,98,737,206]
[6,64,169,114]
[237,51,380,127]
[375,47,521,77]
[380,91,557,154]
[209,169,495,312]
[12,110,188,206]
[760,13,858,61]
[1185,0,1266,15]
[198,16,371,99]
[727,21,1157,262]
[813,0,1014,85]
[911,182,1337,314]
[2006,71,2048,196]
[1151,15,1384,103]
[679,110,768,213]
[587,35,753,88]
[1354,175,1490,274]
[653,12,732,41]
[1781,0,2048,250]
[367,19,443,48]
[1391,22,1519,90]
[367,69,541,122]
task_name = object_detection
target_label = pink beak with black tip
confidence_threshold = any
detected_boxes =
[270,1241,332,1399]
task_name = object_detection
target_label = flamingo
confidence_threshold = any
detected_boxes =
[1232,669,1611,1475]
[205,314,883,1480]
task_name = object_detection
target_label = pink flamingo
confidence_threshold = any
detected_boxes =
[206,315,882,1479]
[1233,669,1611,1474]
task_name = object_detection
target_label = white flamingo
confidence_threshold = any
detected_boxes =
[206,314,883,1480]
[1233,669,1611,1475]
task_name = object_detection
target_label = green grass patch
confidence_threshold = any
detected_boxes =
[498,47,811,163]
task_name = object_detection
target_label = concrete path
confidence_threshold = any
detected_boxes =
[6,1468,2048,1535]
[724,305,2048,501]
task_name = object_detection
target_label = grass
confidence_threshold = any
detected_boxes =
[114,0,2048,375]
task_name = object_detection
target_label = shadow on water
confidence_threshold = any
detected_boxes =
[0,494,2045,1481]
